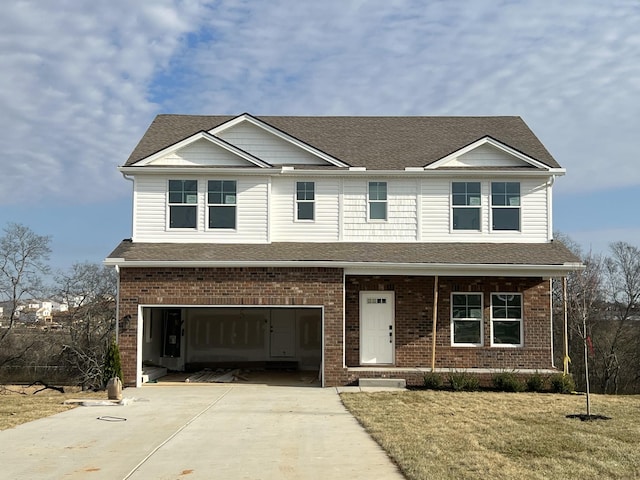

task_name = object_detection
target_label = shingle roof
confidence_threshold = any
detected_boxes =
[125,114,561,170]
[107,240,579,268]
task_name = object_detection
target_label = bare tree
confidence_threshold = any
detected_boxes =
[55,262,117,389]
[0,223,51,358]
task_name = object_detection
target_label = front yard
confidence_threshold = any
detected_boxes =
[341,390,640,480]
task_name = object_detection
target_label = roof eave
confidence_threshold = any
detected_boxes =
[103,258,584,276]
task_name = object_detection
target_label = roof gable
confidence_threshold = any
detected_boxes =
[131,131,271,168]
[426,137,551,170]
[212,114,349,167]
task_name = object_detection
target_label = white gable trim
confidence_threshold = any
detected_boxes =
[131,131,272,168]
[426,137,551,170]
[210,113,350,168]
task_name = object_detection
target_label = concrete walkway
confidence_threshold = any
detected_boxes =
[0,385,405,479]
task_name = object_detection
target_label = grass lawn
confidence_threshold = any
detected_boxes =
[0,385,106,431]
[341,390,640,480]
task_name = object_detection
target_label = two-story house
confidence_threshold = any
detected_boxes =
[105,113,582,387]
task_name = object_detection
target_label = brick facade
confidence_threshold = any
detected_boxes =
[117,268,552,387]
[117,267,345,386]
[345,275,552,374]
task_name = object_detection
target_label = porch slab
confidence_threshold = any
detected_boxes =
[358,378,407,389]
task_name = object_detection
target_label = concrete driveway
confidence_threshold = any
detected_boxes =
[0,384,405,479]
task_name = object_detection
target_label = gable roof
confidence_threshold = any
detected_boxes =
[125,114,561,170]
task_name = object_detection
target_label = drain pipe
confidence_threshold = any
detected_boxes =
[563,276,570,375]
[431,275,439,372]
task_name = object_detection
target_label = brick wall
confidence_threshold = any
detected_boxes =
[118,267,345,386]
[345,275,552,371]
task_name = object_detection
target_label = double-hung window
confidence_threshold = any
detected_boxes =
[368,181,387,220]
[451,293,483,346]
[208,180,237,229]
[491,293,523,346]
[168,180,197,229]
[296,182,315,221]
[452,182,481,230]
[491,182,520,231]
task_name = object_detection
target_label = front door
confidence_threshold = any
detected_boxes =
[360,291,395,364]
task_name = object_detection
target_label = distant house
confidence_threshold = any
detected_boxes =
[106,113,583,387]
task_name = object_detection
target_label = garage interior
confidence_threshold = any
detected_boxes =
[140,306,322,384]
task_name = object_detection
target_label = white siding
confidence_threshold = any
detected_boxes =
[133,175,268,243]
[148,139,251,167]
[271,178,340,241]
[445,144,528,168]
[343,179,418,241]
[421,178,549,242]
[217,122,327,165]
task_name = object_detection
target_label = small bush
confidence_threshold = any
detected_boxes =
[550,373,575,394]
[492,372,525,392]
[103,338,124,386]
[448,371,480,391]
[526,372,547,392]
[423,372,443,390]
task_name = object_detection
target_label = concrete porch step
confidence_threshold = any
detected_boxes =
[358,378,406,389]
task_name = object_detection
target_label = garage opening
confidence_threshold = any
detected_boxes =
[140,306,322,385]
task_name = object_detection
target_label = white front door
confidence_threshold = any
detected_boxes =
[360,291,395,364]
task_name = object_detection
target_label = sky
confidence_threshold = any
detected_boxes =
[0,0,638,272]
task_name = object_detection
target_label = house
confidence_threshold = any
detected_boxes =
[105,113,582,387]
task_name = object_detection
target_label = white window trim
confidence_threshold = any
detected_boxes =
[367,181,388,222]
[167,179,199,230]
[206,180,238,231]
[490,292,523,347]
[450,292,484,347]
[490,181,521,233]
[295,181,315,222]
[450,180,482,233]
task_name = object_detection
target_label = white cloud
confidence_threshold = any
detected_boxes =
[0,0,638,208]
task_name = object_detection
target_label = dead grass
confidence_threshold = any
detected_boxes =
[340,390,640,480]
[0,385,105,431]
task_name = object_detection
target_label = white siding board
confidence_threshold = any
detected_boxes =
[217,122,327,165]
[271,178,340,241]
[445,144,530,168]
[148,139,251,167]
[133,175,268,243]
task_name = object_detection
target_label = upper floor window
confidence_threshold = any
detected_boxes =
[491,293,523,346]
[296,182,315,221]
[368,182,387,220]
[452,182,481,230]
[168,180,197,229]
[491,182,520,231]
[451,293,483,346]
[208,180,236,229]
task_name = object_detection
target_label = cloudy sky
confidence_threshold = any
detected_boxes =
[0,0,638,270]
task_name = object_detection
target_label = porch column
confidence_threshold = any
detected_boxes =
[431,275,439,372]
[563,276,570,375]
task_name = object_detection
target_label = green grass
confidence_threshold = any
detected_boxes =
[340,390,640,480]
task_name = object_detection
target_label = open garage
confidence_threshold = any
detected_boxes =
[139,306,323,380]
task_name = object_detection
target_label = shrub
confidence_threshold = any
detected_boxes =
[550,373,575,394]
[423,372,443,390]
[492,372,525,392]
[526,372,547,392]
[103,338,123,386]
[448,371,480,391]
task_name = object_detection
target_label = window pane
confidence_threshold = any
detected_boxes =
[493,321,521,344]
[369,182,387,200]
[453,208,480,230]
[296,182,314,201]
[208,180,236,205]
[170,206,196,228]
[169,180,197,204]
[370,202,387,220]
[454,320,481,344]
[492,208,519,230]
[209,206,236,229]
[297,202,314,220]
